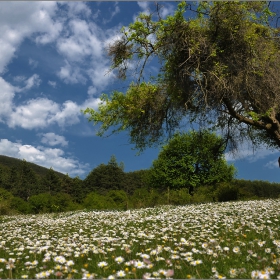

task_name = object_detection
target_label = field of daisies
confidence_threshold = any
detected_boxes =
[0,199,280,279]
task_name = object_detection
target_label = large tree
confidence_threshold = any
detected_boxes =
[148,130,236,195]
[84,1,280,152]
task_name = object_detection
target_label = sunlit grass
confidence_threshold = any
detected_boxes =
[0,199,280,279]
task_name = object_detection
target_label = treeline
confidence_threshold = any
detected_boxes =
[0,155,280,215]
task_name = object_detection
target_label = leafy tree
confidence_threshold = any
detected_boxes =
[6,166,20,195]
[149,130,236,195]
[83,155,125,195]
[123,169,149,195]
[16,160,39,200]
[40,168,62,195]
[83,1,280,152]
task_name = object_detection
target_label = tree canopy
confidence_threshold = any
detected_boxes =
[83,1,280,152]
[149,130,236,194]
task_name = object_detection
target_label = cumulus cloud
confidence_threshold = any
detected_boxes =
[0,2,62,73]
[8,98,59,129]
[40,132,68,147]
[57,19,103,63]
[50,100,81,127]
[0,138,89,177]
[57,60,87,84]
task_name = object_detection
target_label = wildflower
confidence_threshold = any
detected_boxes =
[212,267,217,273]
[202,242,208,249]
[54,256,66,264]
[190,260,202,266]
[258,241,266,247]
[66,260,74,266]
[258,270,270,279]
[229,268,238,278]
[134,260,145,268]
[233,246,240,253]
[165,269,174,277]
[82,272,95,279]
[265,248,271,253]
[108,275,115,279]
[116,270,126,277]
[115,256,124,264]
[21,275,29,279]
[98,261,108,268]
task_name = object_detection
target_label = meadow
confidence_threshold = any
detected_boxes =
[0,199,280,279]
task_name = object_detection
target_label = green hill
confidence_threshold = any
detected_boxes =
[0,155,66,179]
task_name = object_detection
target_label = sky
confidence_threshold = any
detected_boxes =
[0,1,280,183]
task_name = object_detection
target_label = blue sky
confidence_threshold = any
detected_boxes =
[0,1,280,182]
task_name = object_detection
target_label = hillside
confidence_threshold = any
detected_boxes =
[0,155,67,179]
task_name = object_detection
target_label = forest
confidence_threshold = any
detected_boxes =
[0,153,280,216]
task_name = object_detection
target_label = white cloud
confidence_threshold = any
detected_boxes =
[29,58,38,69]
[225,143,278,163]
[103,3,120,24]
[48,80,57,88]
[62,2,92,19]
[8,98,59,129]
[87,86,97,96]
[81,97,101,111]
[57,60,87,84]
[0,138,89,176]
[265,159,279,169]
[137,2,150,12]
[0,77,15,120]
[23,74,41,91]
[57,19,103,63]
[40,132,68,147]
[87,65,113,90]
[50,100,81,127]
[158,3,175,19]
[0,2,63,73]
[13,76,26,83]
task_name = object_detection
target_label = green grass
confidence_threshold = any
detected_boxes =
[0,199,280,279]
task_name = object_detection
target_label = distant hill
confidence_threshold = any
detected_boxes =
[0,155,67,179]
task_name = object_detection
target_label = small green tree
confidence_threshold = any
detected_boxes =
[149,130,236,195]
[83,155,125,195]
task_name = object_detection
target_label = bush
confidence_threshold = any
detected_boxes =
[28,193,53,213]
[215,183,239,202]
[106,190,128,210]
[168,188,192,205]
[83,192,116,210]
[10,197,31,214]
[191,185,216,203]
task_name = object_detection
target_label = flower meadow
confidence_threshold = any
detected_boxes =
[0,199,280,279]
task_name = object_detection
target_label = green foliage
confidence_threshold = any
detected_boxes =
[40,168,62,195]
[28,193,53,214]
[83,156,125,195]
[83,192,116,210]
[169,188,192,205]
[214,183,239,202]
[106,190,128,210]
[9,197,31,214]
[84,1,280,151]
[149,130,236,194]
